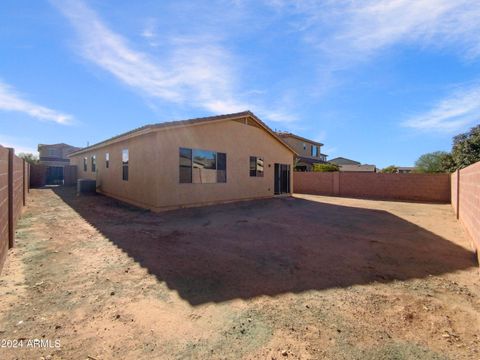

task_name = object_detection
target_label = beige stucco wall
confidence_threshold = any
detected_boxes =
[70,119,294,211]
[281,137,322,159]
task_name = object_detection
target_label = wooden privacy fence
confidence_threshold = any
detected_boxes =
[0,146,30,274]
[294,171,451,203]
[451,162,480,259]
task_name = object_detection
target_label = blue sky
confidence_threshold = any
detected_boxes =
[1,0,480,168]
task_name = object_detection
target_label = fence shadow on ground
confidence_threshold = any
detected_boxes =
[52,186,476,305]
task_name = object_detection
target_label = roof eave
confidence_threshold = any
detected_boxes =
[68,111,298,157]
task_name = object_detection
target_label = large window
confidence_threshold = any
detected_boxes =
[105,152,110,168]
[250,156,264,177]
[179,147,226,183]
[122,149,129,181]
[91,155,96,172]
[311,145,318,157]
[83,157,87,172]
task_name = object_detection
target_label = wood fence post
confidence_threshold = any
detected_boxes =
[7,148,14,249]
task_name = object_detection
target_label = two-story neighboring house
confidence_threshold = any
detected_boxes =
[276,132,327,171]
[38,143,81,167]
[38,143,81,184]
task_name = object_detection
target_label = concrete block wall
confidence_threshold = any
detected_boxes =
[452,162,480,257]
[12,156,24,239]
[0,147,9,273]
[291,172,335,195]
[24,161,30,203]
[294,172,451,203]
[0,146,29,274]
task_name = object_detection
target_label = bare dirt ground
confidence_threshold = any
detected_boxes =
[1,187,479,360]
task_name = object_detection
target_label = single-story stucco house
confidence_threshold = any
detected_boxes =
[68,111,296,211]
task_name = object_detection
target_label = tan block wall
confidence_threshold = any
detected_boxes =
[289,172,335,195]
[0,147,8,273]
[24,161,30,201]
[70,120,294,211]
[0,146,28,273]
[12,157,24,233]
[452,162,480,255]
[294,172,451,203]
[451,170,459,217]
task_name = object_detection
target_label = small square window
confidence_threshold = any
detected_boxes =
[249,156,264,177]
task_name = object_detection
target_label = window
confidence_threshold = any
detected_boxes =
[303,143,306,150]
[217,152,227,183]
[193,149,216,184]
[250,156,264,177]
[179,147,226,183]
[179,148,192,183]
[48,149,56,156]
[91,155,96,172]
[105,153,110,168]
[311,145,318,157]
[83,157,87,172]
[122,149,129,181]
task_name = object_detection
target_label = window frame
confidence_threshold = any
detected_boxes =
[122,149,129,181]
[249,156,264,177]
[83,157,87,172]
[179,147,226,184]
[91,155,96,173]
[179,148,193,184]
[105,152,110,168]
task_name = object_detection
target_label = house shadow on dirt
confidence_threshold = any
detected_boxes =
[52,187,476,305]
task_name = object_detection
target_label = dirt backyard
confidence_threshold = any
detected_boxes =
[0,187,479,360]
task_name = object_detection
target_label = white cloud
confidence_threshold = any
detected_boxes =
[0,80,73,125]
[402,84,480,132]
[266,0,480,64]
[51,0,296,123]
[141,18,159,47]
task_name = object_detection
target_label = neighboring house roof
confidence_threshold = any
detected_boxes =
[296,156,327,165]
[38,143,81,156]
[329,157,361,165]
[275,132,324,147]
[68,111,297,157]
[397,167,416,171]
[38,143,79,150]
[339,164,377,172]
